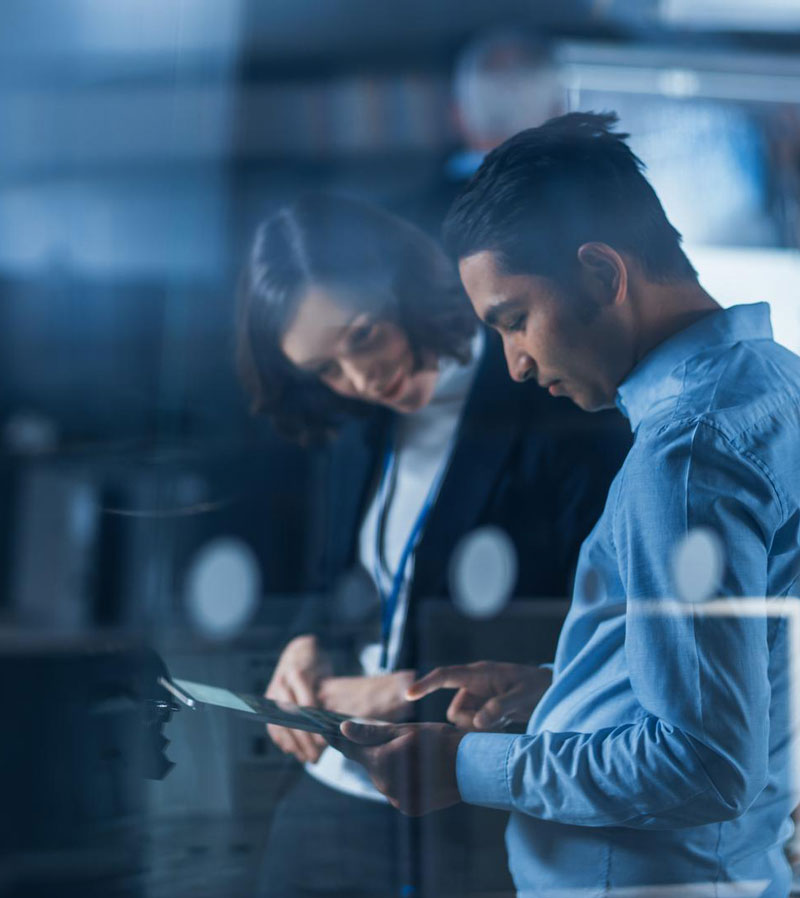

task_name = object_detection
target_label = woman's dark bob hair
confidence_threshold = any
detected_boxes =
[236,193,476,443]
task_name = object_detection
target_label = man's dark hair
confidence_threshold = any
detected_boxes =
[237,193,475,444]
[443,111,697,284]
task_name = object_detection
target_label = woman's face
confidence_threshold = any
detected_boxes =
[280,285,440,413]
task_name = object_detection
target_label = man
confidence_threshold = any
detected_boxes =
[337,113,800,896]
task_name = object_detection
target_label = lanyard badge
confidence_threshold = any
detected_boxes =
[373,432,451,670]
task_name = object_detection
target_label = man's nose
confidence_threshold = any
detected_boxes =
[503,340,536,384]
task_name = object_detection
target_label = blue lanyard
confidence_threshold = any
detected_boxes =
[373,434,451,671]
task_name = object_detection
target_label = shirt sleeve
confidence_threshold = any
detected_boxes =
[456,420,783,827]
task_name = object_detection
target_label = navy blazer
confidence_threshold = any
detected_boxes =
[297,329,631,670]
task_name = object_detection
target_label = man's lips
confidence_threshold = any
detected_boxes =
[544,379,561,395]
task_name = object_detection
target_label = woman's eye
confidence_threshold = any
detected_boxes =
[317,360,340,380]
[506,314,527,333]
[349,322,375,348]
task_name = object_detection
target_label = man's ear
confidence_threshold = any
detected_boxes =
[576,243,627,307]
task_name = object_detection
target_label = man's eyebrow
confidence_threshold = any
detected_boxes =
[484,298,524,329]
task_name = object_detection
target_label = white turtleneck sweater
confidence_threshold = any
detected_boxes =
[306,328,484,801]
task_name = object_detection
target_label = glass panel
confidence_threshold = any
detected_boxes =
[2,8,799,897]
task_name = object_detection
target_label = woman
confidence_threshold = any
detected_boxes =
[237,193,628,897]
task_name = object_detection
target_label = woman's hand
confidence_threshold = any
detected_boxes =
[406,661,552,732]
[264,634,332,763]
[318,670,417,722]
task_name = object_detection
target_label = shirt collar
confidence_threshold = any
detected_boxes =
[615,302,773,429]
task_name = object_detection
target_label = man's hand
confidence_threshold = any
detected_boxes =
[336,720,465,816]
[406,661,552,731]
[265,634,332,763]
[318,671,416,722]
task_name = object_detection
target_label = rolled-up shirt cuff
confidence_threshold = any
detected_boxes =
[456,731,518,811]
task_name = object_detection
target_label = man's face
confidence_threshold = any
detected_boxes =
[458,250,623,411]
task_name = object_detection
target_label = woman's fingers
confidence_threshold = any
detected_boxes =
[292,728,327,763]
[280,671,329,760]
[317,677,345,710]
[283,674,328,760]
[266,675,320,762]
[266,722,325,763]
[265,681,307,760]
[266,696,326,762]
[286,669,318,708]
[307,732,327,760]
[267,721,306,760]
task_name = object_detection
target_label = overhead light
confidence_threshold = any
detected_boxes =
[657,69,702,98]
[661,0,800,31]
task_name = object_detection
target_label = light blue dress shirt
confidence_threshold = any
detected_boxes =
[457,303,800,897]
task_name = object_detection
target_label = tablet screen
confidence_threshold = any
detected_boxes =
[160,676,352,737]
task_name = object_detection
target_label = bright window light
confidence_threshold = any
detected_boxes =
[688,245,800,357]
[661,0,800,31]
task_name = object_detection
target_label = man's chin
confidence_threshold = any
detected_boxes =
[564,387,612,413]
[580,393,617,413]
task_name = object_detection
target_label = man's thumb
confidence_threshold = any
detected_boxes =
[339,718,399,745]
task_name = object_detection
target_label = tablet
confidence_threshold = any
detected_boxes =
[158,676,352,737]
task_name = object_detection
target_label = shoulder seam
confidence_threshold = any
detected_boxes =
[695,418,787,525]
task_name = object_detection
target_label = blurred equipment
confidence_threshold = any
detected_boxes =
[11,463,100,631]
[0,639,175,897]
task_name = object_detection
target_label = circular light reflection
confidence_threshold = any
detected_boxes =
[671,527,724,603]
[449,526,518,619]
[185,537,261,638]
